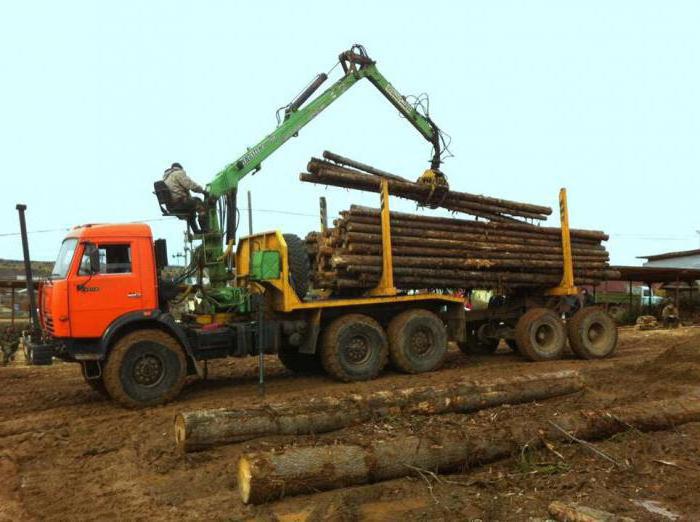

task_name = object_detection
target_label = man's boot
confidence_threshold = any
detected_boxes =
[197,212,209,234]
[188,214,202,234]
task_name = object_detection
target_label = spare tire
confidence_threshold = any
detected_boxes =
[283,233,310,299]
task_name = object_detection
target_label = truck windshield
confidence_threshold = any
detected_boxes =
[52,238,78,279]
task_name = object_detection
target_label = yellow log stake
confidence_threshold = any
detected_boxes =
[546,188,578,296]
[367,179,397,296]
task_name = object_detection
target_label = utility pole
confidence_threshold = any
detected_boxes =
[183,229,191,265]
[171,252,186,266]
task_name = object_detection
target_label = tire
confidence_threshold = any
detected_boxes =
[103,329,187,408]
[283,233,311,299]
[387,309,447,374]
[515,308,566,362]
[567,307,618,359]
[321,314,388,382]
[277,347,323,374]
[457,323,499,355]
[81,363,109,397]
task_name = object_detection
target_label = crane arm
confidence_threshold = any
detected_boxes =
[207,45,445,199]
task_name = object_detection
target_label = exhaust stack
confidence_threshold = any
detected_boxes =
[15,204,40,331]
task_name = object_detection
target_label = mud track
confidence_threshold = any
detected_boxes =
[1,326,699,521]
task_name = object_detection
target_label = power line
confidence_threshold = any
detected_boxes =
[609,234,697,240]
[0,207,318,238]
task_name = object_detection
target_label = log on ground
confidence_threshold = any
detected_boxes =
[237,394,700,504]
[176,370,583,452]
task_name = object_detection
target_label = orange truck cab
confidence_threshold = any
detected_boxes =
[25,223,230,405]
[41,224,159,341]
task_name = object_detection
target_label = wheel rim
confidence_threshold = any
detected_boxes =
[132,354,164,386]
[344,334,372,365]
[586,320,609,355]
[410,327,435,358]
[533,323,558,354]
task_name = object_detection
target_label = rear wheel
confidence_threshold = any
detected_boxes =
[567,307,618,359]
[283,233,311,299]
[321,314,388,382]
[515,308,566,361]
[387,309,447,373]
[103,329,187,408]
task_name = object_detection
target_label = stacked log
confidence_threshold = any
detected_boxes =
[308,205,617,292]
[301,154,553,223]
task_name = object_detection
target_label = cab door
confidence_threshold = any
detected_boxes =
[69,241,144,338]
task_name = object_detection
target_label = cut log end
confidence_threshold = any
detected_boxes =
[174,414,187,451]
[238,456,253,504]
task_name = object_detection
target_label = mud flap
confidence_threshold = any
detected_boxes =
[299,309,322,354]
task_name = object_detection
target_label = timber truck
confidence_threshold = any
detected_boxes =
[19,45,617,408]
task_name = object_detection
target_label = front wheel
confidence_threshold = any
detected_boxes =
[103,329,187,408]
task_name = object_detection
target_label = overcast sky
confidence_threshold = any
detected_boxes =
[2,1,699,265]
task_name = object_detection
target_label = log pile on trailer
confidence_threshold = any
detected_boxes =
[306,205,617,292]
[301,152,618,293]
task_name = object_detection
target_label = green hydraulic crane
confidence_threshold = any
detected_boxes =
[208,44,447,198]
[196,44,450,300]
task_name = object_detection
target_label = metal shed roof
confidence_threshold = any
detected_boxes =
[637,248,700,261]
[610,265,700,283]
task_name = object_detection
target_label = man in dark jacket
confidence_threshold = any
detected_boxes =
[163,163,209,233]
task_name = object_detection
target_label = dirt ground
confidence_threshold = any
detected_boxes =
[1,326,700,521]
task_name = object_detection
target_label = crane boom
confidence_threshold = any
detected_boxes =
[207,45,445,198]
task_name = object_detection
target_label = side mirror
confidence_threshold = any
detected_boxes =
[154,239,168,272]
[84,243,100,274]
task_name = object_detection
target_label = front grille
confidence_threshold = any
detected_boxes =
[43,311,54,336]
